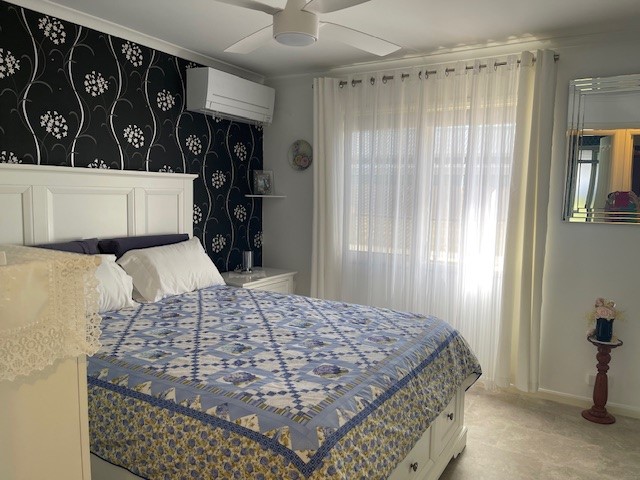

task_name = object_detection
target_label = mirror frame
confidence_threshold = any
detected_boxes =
[563,73,640,224]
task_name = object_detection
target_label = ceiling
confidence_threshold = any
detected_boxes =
[25,0,640,78]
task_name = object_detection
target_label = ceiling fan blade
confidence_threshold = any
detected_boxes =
[214,0,281,15]
[303,0,370,14]
[224,25,274,54]
[320,22,400,56]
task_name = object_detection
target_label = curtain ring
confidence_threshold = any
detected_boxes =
[382,76,388,84]
[370,77,375,85]
[418,71,422,80]
[351,79,357,87]
[339,82,344,89]
[494,62,498,71]
[425,71,429,79]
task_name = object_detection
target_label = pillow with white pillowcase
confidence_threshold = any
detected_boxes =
[116,237,225,303]
[95,254,137,313]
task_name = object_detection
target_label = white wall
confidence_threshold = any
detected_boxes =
[262,76,314,295]
[540,35,640,415]
[263,32,640,414]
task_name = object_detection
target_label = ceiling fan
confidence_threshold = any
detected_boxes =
[216,0,401,56]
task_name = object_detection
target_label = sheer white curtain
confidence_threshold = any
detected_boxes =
[496,51,557,391]
[312,51,557,389]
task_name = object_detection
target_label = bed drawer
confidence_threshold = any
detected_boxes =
[388,425,433,480]
[430,391,461,457]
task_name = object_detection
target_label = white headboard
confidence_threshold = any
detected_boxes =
[0,164,197,245]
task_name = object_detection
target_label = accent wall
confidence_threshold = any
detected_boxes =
[0,0,263,271]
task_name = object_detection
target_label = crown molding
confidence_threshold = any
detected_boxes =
[5,0,265,83]
[271,28,640,80]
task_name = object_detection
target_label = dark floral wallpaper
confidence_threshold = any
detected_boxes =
[0,0,263,271]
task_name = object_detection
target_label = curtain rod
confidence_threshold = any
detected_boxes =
[338,53,560,88]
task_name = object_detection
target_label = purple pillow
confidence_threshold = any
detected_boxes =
[98,234,189,259]
[35,238,100,255]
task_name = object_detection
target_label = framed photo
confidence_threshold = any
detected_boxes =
[253,170,274,195]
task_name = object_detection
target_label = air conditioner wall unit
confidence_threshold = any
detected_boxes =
[186,68,275,125]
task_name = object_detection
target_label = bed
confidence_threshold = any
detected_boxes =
[89,284,480,479]
[0,164,481,480]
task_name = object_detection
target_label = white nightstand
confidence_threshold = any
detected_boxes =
[222,268,297,294]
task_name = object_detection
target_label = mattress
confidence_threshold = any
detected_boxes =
[88,285,481,479]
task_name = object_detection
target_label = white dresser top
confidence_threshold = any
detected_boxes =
[221,268,297,288]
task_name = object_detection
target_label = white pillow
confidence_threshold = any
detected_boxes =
[117,237,224,303]
[95,254,136,313]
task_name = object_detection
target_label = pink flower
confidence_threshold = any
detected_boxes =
[595,306,616,319]
[588,297,620,325]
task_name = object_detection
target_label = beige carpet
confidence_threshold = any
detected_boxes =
[440,385,640,480]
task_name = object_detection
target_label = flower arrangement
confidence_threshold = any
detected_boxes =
[588,297,619,323]
[587,297,621,341]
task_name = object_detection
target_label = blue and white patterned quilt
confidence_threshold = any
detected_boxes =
[88,285,481,479]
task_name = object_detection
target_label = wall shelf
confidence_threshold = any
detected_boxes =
[246,194,286,198]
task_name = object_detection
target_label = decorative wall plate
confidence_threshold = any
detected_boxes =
[288,139,313,170]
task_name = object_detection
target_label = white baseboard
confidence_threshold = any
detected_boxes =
[534,388,640,420]
[473,379,640,420]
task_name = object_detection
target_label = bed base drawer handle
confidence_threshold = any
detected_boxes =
[447,412,454,421]
[410,462,418,472]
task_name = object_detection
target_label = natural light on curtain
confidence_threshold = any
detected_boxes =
[312,52,557,389]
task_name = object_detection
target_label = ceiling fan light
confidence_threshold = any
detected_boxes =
[275,32,317,46]
[273,7,319,47]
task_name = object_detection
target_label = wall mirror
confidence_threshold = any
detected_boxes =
[563,73,640,223]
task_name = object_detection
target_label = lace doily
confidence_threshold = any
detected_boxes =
[0,245,102,381]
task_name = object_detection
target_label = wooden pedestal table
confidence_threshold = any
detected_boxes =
[582,335,623,424]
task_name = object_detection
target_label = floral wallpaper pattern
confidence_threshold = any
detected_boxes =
[0,0,262,271]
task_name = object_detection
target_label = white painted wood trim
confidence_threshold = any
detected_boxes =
[0,185,34,244]
[1,357,92,480]
[76,356,92,480]
[143,187,185,234]
[0,164,196,243]
[0,163,198,180]
[390,385,468,480]
[537,388,640,420]
[222,269,297,294]
[473,379,640,420]
[0,163,198,480]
